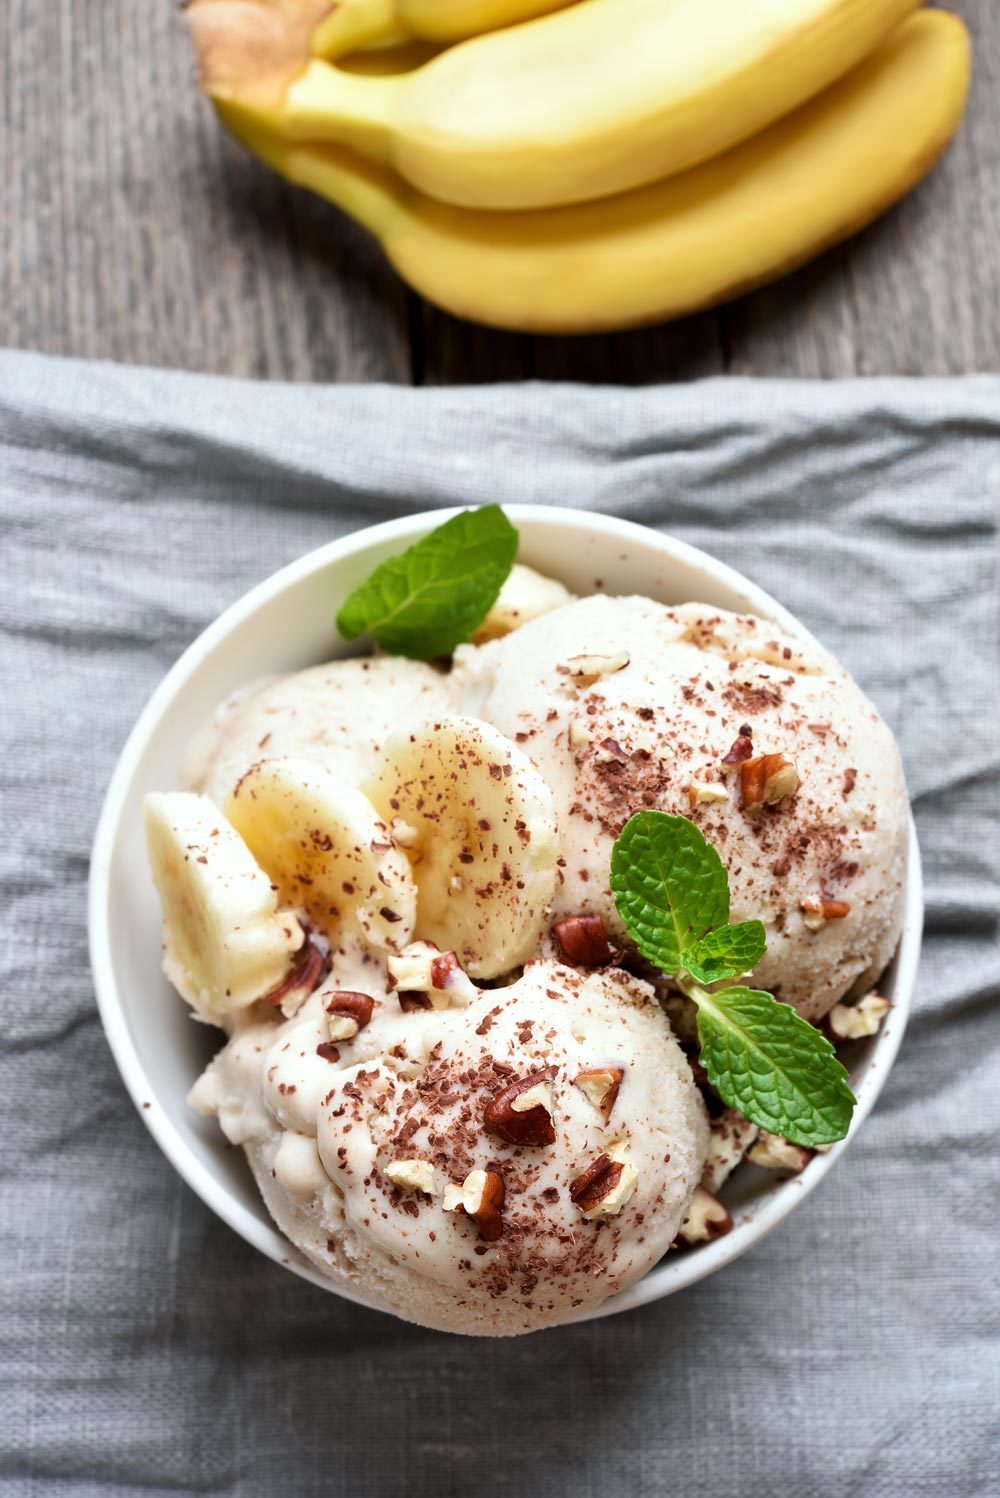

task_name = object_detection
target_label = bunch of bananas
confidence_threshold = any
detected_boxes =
[187,0,970,333]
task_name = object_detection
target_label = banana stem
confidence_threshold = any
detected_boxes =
[311,0,407,58]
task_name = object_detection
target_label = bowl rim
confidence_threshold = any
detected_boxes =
[88,504,922,1327]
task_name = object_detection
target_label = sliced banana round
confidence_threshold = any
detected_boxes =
[365,716,558,979]
[471,563,574,643]
[144,791,305,1023]
[224,757,416,952]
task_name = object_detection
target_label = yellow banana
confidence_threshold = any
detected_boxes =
[214,11,969,335]
[191,0,926,211]
[311,0,577,60]
[337,41,442,74]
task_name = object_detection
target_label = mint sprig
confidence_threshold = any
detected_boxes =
[611,811,855,1147]
[683,921,767,986]
[696,987,854,1144]
[609,812,729,974]
[336,505,518,660]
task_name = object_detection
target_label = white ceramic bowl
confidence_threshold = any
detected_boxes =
[89,506,921,1326]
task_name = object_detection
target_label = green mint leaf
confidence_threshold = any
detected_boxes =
[694,985,855,1146]
[336,505,518,659]
[609,812,850,1146]
[609,811,730,975]
[681,920,767,986]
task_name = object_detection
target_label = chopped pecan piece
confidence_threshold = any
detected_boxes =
[801,897,851,931]
[260,935,327,1018]
[739,752,799,808]
[678,1185,733,1244]
[573,1066,624,1123]
[483,1071,556,1147]
[325,990,375,1040]
[721,734,754,766]
[443,1168,505,1242]
[569,1147,638,1219]
[551,914,613,967]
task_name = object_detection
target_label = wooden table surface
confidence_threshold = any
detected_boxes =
[4,2,998,384]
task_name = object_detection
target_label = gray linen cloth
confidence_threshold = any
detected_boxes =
[1,349,997,1498]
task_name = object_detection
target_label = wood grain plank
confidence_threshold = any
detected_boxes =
[725,1,1000,377]
[1,0,409,381]
[414,312,536,385]
[418,308,727,385]
[529,316,727,383]
[843,0,1000,376]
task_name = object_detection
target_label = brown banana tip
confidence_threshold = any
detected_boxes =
[185,0,329,104]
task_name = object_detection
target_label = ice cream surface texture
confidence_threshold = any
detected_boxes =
[148,562,907,1333]
[190,959,709,1335]
[453,596,908,1023]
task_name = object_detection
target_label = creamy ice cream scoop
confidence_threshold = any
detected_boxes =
[191,958,708,1335]
[163,575,908,1334]
[453,596,908,1021]
[184,655,454,806]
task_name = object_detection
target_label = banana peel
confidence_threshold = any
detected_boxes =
[311,0,577,59]
[192,0,927,211]
[215,11,971,335]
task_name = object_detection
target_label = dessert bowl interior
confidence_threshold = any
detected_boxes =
[89,506,921,1325]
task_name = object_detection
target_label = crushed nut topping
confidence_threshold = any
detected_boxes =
[801,897,851,931]
[594,737,628,765]
[384,1159,436,1194]
[564,651,630,686]
[687,780,729,808]
[443,1167,505,1242]
[825,992,890,1042]
[721,733,755,766]
[387,941,477,1009]
[678,1185,733,1244]
[551,914,613,967]
[260,935,328,1018]
[573,1066,624,1123]
[325,990,375,1040]
[746,1132,812,1173]
[739,752,799,808]
[483,1071,556,1146]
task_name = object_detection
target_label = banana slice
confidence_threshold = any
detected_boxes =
[471,563,574,644]
[224,757,416,952]
[144,791,305,1023]
[365,716,558,978]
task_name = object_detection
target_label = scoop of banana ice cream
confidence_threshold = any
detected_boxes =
[453,595,908,1022]
[163,576,909,1334]
[184,656,454,806]
[190,957,708,1335]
